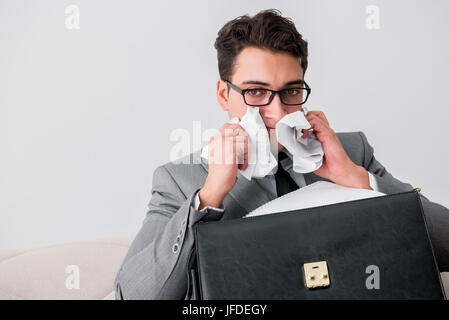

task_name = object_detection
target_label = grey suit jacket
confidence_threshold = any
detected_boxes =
[114,131,449,299]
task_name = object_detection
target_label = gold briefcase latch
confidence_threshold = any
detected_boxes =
[414,187,421,193]
[302,261,330,289]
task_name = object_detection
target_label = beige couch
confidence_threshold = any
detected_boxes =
[0,236,133,300]
[0,236,447,299]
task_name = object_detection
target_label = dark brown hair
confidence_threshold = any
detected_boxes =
[214,9,308,82]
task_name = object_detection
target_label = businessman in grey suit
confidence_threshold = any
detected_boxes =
[114,9,449,299]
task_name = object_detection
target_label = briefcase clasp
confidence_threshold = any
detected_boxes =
[303,261,330,289]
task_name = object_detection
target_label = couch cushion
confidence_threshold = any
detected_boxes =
[0,236,133,300]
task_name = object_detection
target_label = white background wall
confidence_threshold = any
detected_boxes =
[1,0,448,250]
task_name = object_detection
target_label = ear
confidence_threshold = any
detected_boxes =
[216,79,230,111]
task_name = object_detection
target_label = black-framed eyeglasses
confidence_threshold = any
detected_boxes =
[225,80,311,107]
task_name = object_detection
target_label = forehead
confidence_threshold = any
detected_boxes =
[231,46,303,85]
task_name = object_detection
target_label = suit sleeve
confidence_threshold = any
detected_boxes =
[359,131,449,271]
[114,165,225,299]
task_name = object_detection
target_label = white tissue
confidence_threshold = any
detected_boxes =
[276,106,324,173]
[201,106,277,180]
[201,106,324,180]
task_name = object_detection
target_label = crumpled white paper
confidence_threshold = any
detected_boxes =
[245,181,385,218]
[201,106,324,180]
[276,106,324,173]
[201,106,277,180]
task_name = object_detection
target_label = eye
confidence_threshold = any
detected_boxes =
[247,89,267,96]
[285,89,300,95]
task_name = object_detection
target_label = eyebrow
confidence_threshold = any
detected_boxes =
[240,79,304,87]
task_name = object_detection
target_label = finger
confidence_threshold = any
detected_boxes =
[223,136,238,165]
[230,124,249,138]
[234,135,249,169]
[306,112,328,127]
[306,111,330,127]
[221,135,248,166]
[218,123,234,136]
[220,123,248,138]
[300,128,309,139]
[306,115,331,137]
[237,135,249,170]
[306,113,327,130]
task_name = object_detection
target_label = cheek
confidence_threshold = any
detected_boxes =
[286,106,301,114]
[228,96,249,119]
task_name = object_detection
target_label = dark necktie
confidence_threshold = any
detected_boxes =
[275,152,299,197]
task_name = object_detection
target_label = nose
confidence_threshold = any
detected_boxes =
[260,93,288,121]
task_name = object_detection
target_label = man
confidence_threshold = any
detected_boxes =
[114,9,449,299]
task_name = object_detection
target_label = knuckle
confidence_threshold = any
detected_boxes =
[219,123,231,132]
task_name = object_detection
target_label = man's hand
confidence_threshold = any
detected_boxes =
[198,123,249,210]
[302,110,372,190]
